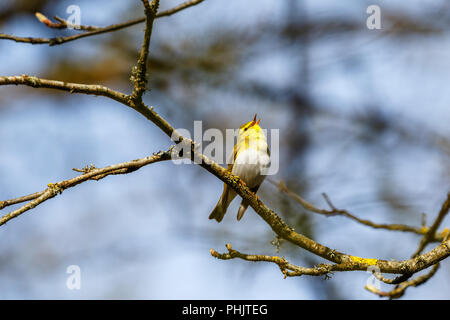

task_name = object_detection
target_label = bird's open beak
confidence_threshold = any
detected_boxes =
[250,114,261,127]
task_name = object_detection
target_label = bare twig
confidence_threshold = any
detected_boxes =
[0,75,128,104]
[130,0,159,103]
[211,243,336,278]
[35,13,66,29]
[0,149,172,226]
[269,179,446,242]
[0,0,205,46]
[412,193,450,257]
[377,195,450,298]
[35,12,98,31]
[365,263,440,299]
[156,0,205,18]
[41,13,99,32]
[0,192,45,211]
[269,179,448,297]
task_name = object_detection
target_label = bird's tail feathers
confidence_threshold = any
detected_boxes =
[237,201,249,221]
[209,187,236,222]
[209,202,225,222]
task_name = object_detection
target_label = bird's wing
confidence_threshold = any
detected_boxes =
[226,143,238,171]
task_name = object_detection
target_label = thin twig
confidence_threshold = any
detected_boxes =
[365,263,440,299]
[0,149,172,226]
[211,243,337,279]
[130,0,159,102]
[379,196,450,297]
[35,12,98,32]
[269,179,446,242]
[0,75,128,104]
[0,0,205,46]
[0,192,45,210]
[35,13,66,29]
[412,193,450,257]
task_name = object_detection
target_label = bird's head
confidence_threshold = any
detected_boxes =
[239,114,262,136]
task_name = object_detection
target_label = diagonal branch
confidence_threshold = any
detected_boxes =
[412,193,450,257]
[0,192,45,211]
[0,149,172,226]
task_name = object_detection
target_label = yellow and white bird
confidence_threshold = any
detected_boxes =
[209,114,271,222]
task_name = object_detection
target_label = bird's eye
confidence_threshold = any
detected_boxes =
[244,127,248,131]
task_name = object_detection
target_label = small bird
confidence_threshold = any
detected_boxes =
[209,114,271,222]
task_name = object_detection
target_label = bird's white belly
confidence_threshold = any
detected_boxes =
[232,148,270,188]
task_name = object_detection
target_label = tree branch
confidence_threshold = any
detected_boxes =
[211,243,336,279]
[0,0,205,46]
[269,179,446,242]
[2,72,449,278]
[0,75,128,104]
[0,149,172,226]
[412,194,450,257]
[0,192,45,211]
[370,195,450,298]
[365,263,440,299]
[35,12,98,31]
[130,0,159,103]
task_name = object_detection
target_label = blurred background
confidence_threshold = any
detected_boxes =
[0,0,449,299]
